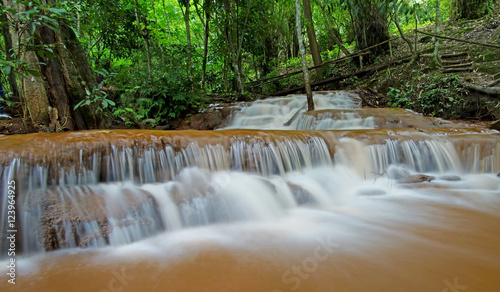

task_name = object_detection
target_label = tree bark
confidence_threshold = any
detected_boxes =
[318,4,350,56]
[302,0,322,79]
[0,6,20,101]
[4,0,104,130]
[295,0,314,111]
[134,0,153,78]
[433,0,441,65]
[36,25,75,131]
[222,0,249,96]
[198,0,211,90]
[179,0,192,76]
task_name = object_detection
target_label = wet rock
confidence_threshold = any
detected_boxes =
[398,174,435,184]
[439,175,462,181]
[387,165,412,180]
[356,188,386,196]
[485,21,500,29]
[288,183,314,205]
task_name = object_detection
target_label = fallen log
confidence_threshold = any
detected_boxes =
[417,30,500,49]
[440,52,469,58]
[443,62,473,69]
[442,68,473,73]
[487,78,500,87]
[464,82,500,95]
[271,56,412,96]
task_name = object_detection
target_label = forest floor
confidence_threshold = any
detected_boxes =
[1,9,499,134]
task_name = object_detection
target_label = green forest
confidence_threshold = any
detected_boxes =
[0,0,499,132]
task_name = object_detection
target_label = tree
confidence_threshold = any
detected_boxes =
[220,0,252,96]
[1,0,105,130]
[433,0,441,65]
[0,2,19,102]
[194,0,212,90]
[344,0,390,57]
[302,0,322,79]
[452,0,491,20]
[295,0,314,111]
[133,0,153,78]
[178,0,192,76]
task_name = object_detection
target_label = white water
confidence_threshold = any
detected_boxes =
[224,91,376,130]
[1,91,500,292]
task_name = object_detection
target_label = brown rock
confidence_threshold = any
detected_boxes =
[190,111,224,130]
[398,174,435,184]
[439,175,461,181]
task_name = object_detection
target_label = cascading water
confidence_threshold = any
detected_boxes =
[1,91,500,292]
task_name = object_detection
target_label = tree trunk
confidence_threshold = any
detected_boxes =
[0,7,20,101]
[179,0,192,76]
[433,0,441,65]
[56,20,104,129]
[318,4,350,56]
[452,0,490,20]
[302,0,322,79]
[5,0,51,124]
[295,0,314,111]
[223,0,246,96]
[201,1,211,90]
[392,4,413,54]
[36,25,76,131]
[4,0,105,130]
[134,0,152,78]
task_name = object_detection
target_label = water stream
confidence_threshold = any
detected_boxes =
[1,91,499,291]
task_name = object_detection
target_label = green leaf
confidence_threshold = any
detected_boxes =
[1,65,11,75]
[107,99,116,106]
[74,100,84,110]
[27,69,40,77]
[46,7,67,16]
[29,22,36,35]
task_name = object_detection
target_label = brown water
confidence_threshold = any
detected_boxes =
[1,92,499,292]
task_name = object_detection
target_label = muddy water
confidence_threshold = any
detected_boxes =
[1,92,499,292]
[2,178,500,292]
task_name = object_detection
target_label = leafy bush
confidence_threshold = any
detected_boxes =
[386,74,468,118]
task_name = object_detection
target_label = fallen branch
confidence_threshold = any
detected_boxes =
[443,62,473,69]
[464,82,500,95]
[271,56,412,96]
[416,30,500,49]
[487,78,500,87]
[442,68,472,73]
[440,52,468,58]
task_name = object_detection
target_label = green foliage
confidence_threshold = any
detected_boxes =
[386,73,468,118]
[74,85,116,113]
[0,1,67,80]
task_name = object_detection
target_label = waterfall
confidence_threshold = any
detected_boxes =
[1,91,499,292]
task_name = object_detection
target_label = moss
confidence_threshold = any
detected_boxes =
[458,26,475,36]
[475,53,500,63]
[476,62,500,74]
